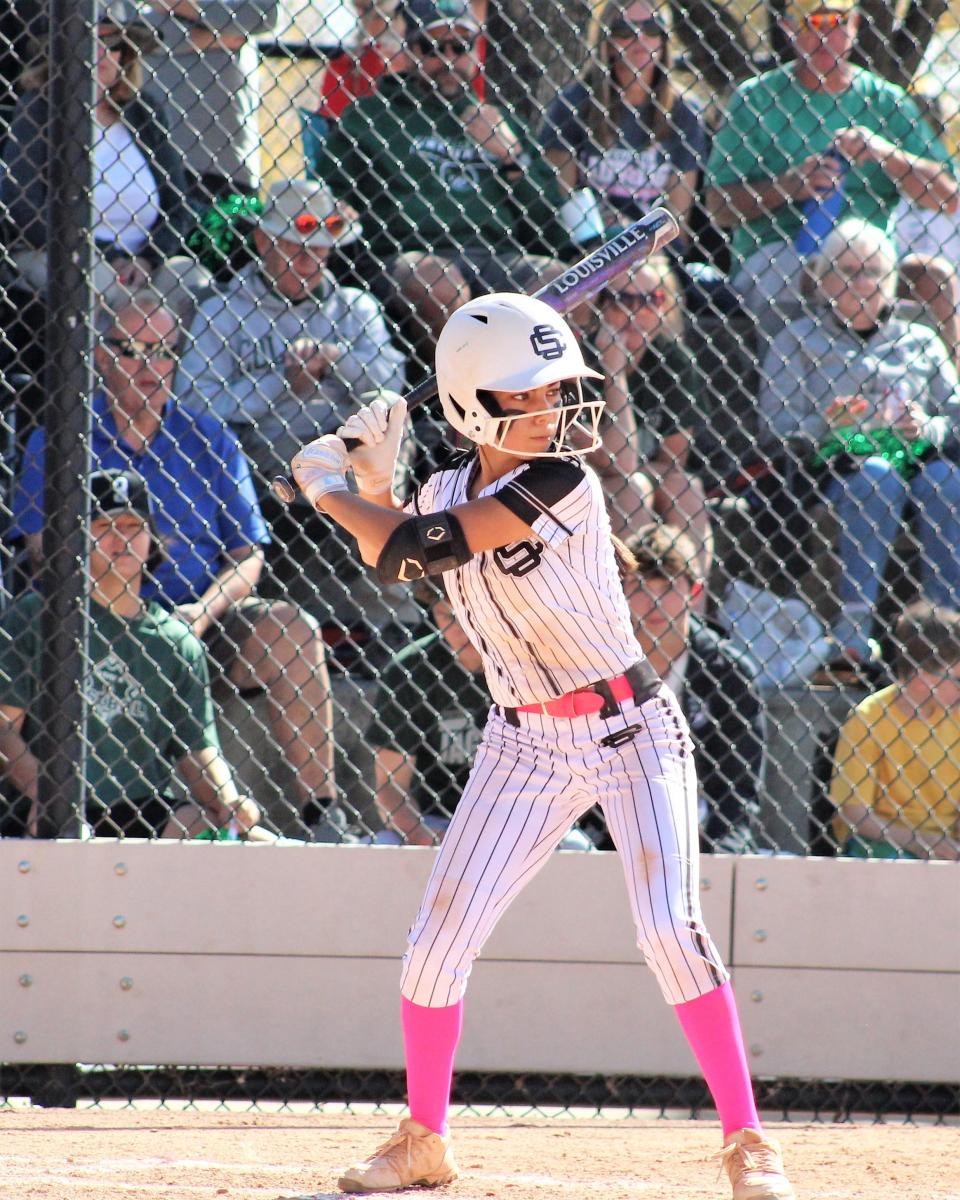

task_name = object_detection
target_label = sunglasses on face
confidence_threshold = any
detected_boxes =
[291,212,346,237]
[602,286,666,310]
[803,11,849,32]
[608,17,668,40]
[413,34,474,56]
[103,337,179,362]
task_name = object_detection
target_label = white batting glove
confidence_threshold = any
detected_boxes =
[338,390,407,494]
[291,435,351,510]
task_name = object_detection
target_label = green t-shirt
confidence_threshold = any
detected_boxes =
[584,336,703,462]
[628,337,704,456]
[366,631,489,818]
[706,65,952,266]
[316,76,573,262]
[0,594,219,809]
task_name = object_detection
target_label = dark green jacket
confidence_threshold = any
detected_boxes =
[315,76,574,261]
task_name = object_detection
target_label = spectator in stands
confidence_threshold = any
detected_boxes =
[367,580,595,849]
[829,602,960,860]
[178,180,415,828]
[618,525,763,853]
[142,0,279,209]
[541,0,707,247]
[0,468,263,840]
[312,0,488,136]
[581,258,713,584]
[312,0,575,371]
[178,178,405,487]
[1,1,190,300]
[892,81,960,287]
[0,1,44,136]
[704,0,959,360]
[758,219,960,667]
[9,290,345,841]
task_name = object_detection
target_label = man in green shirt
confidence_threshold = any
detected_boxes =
[0,469,262,839]
[314,0,574,369]
[704,0,958,353]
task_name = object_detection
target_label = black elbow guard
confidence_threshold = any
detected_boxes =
[376,513,472,584]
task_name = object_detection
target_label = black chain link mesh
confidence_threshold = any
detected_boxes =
[1,0,958,1113]
[3,1064,959,1119]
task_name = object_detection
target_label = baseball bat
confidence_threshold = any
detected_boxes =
[272,205,680,504]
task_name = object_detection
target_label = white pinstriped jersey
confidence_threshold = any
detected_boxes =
[407,453,646,707]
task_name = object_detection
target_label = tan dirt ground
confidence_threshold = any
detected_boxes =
[2,1108,959,1200]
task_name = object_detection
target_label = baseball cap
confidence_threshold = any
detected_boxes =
[402,0,480,39]
[258,180,362,248]
[90,469,153,522]
[784,0,856,19]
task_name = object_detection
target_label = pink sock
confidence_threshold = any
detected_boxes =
[674,981,761,1138]
[401,995,463,1136]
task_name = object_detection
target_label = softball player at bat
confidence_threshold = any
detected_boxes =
[291,293,795,1199]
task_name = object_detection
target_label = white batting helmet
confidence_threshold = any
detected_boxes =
[435,293,604,457]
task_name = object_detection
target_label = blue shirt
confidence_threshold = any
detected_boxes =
[11,392,269,606]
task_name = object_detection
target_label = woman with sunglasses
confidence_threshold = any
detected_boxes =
[541,1,707,246]
[1,2,189,301]
[582,255,713,588]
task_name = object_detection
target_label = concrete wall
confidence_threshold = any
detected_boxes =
[2,842,957,1082]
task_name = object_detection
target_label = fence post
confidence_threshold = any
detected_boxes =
[36,0,95,838]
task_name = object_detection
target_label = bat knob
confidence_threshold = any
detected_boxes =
[647,206,681,250]
[272,476,297,504]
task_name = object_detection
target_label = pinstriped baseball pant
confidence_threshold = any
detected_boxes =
[400,686,729,1008]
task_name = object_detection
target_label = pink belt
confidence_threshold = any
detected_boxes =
[499,661,660,726]
[515,671,637,718]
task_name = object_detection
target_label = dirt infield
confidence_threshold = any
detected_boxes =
[2,1107,958,1199]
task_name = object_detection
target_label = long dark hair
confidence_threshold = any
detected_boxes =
[578,1,675,149]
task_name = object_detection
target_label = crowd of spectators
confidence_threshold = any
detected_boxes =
[0,0,959,859]
[704,0,960,362]
[11,288,342,839]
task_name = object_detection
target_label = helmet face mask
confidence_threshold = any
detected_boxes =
[478,380,605,458]
[436,292,604,458]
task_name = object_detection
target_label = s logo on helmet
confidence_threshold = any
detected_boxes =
[529,323,566,361]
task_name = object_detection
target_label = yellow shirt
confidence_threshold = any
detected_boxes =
[829,684,960,842]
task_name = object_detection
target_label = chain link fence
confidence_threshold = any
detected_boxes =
[0,0,958,1113]
[3,1063,959,1119]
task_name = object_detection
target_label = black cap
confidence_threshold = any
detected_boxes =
[403,0,480,38]
[90,469,152,521]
